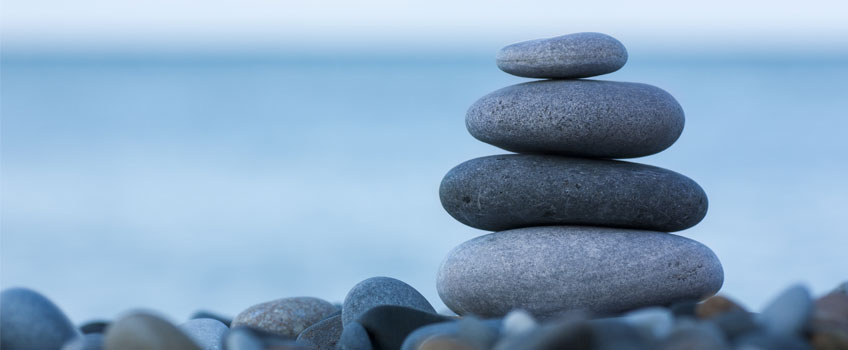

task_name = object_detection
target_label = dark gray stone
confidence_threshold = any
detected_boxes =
[191,310,233,327]
[337,322,372,350]
[296,314,342,350]
[79,320,110,334]
[437,226,724,318]
[400,318,501,350]
[232,296,337,338]
[758,284,813,335]
[103,311,200,350]
[710,309,757,340]
[439,155,707,232]
[659,321,730,350]
[357,305,452,350]
[496,32,628,79]
[342,277,436,326]
[62,333,104,350]
[1,287,81,350]
[180,318,229,350]
[465,80,684,158]
[590,319,651,350]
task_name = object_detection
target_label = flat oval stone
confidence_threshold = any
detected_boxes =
[437,226,724,318]
[1,287,81,350]
[439,155,707,232]
[342,277,436,326]
[232,297,337,338]
[496,32,628,79]
[466,80,684,158]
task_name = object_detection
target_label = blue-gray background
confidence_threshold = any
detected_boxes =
[2,45,847,322]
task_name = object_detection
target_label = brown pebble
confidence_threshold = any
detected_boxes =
[232,297,337,338]
[695,295,744,320]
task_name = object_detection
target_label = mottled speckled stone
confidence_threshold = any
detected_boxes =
[437,226,724,318]
[439,155,707,232]
[342,277,436,326]
[103,312,200,350]
[496,32,628,79]
[179,318,228,350]
[1,287,81,350]
[231,297,337,338]
[466,80,684,158]
[295,314,342,350]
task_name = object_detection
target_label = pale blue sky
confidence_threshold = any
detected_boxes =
[2,0,848,50]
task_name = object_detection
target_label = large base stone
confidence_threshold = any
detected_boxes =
[437,226,723,319]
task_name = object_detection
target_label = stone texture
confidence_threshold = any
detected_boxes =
[437,226,724,318]
[337,322,372,350]
[465,80,684,158]
[295,314,342,350]
[439,155,707,232]
[357,305,452,350]
[231,296,336,338]
[342,276,436,326]
[496,32,628,79]
[179,318,228,350]
[0,287,81,350]
[103,312,200,350]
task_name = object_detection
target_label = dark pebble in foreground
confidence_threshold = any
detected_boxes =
[437,226,723,318]
[401,318,501,350]
[103,311,200,350]
[0,287,81,350]
[337,322,373,350]
[342,276,436,326]
[190,310,233,327]
[79,320,110,334]
[496,32,628,79]
[466,80,684,158]
[440,155,708,232]
[231,296,337,338]
[295,314,342,350]
[357,305,452,350]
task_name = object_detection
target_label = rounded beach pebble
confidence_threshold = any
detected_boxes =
[439,154,707,232]
[231,296,337,338]
[437,226,724,318]
[466,79,685,158]
[496,32,628,79]
[103,312,200,350]
[342,276,436,326]
[179,318,228,350]
[0,287,81,350]
[296,314,343,350]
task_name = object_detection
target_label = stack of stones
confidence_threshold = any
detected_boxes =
[437,32,725,319]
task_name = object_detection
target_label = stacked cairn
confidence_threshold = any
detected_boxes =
[437,32,724,319]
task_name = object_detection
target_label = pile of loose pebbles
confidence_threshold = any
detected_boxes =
[1,278,846,350]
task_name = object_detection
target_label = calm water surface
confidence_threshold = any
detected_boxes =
[2,49,847,322]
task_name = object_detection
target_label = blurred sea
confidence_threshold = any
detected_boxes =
[2,48,847,323]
